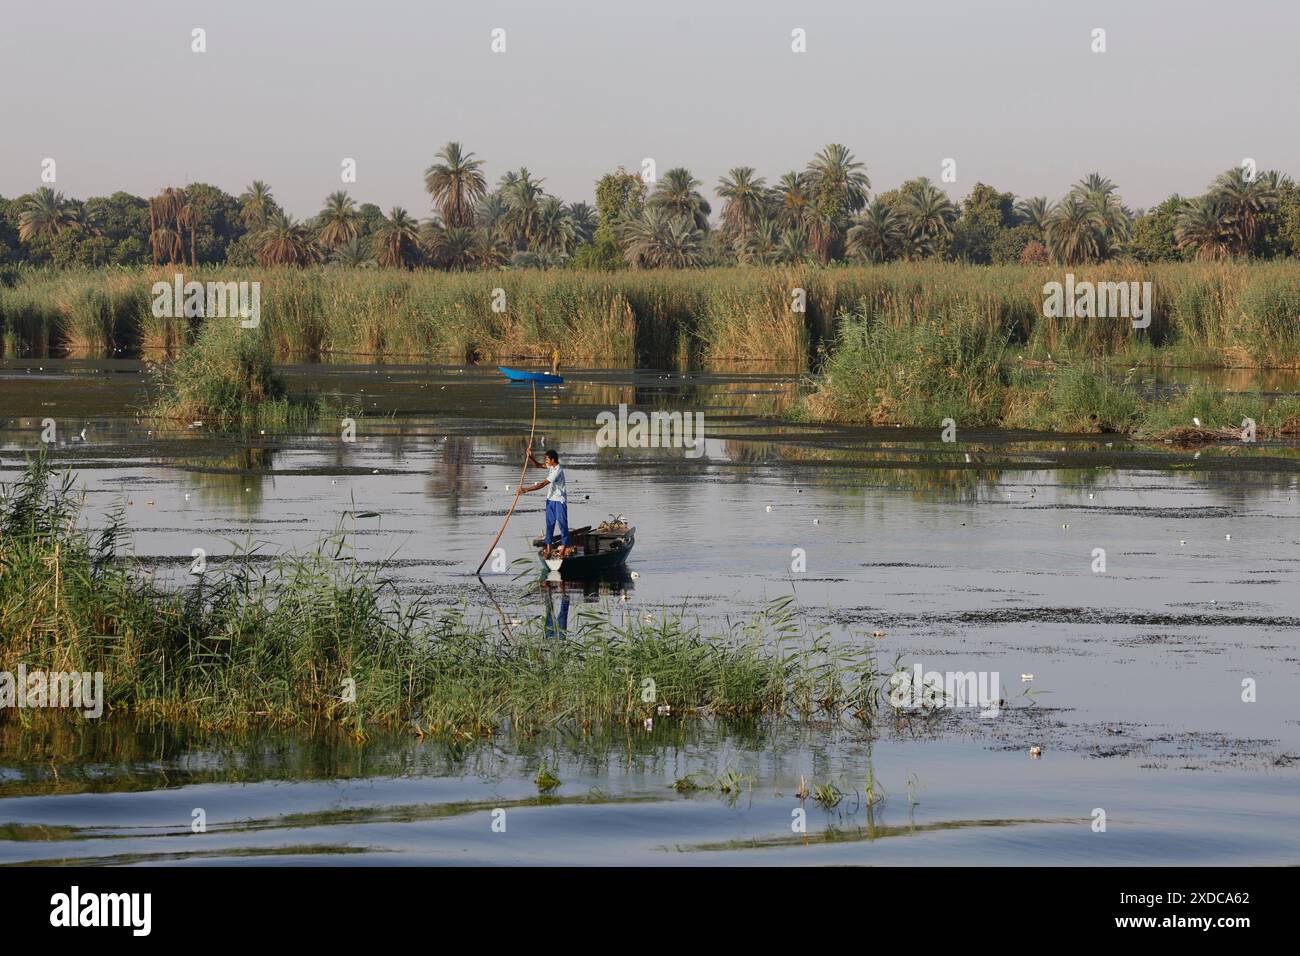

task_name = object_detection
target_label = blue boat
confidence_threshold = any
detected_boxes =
[498,366,564,384]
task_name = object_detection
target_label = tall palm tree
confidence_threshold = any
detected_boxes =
[846,199,905,262]
[18,187,75,241]
[617,207,706,268]
[899,178,957,253]
[239,181,276,228]
[532,197,576,256]
[475,193,509,238]
[1016,196,1055,239]
[775,172,812,231]
[424,142,487,228]
[1069,173,1129,257]
[648,168,711,231]
[1210,166,1279,255]
[255,209,318,266]
[148,187,196,266]
[716,167,768,241]
[316,191,359,250]
[1075,173,1116,198]
[1047,193,1104,265]
[1175,197,1232,261]
[805,144,871,214]
[804,144,871,262]
[567,201,597,246]
[499,168,546,249]
[371,207,421,268]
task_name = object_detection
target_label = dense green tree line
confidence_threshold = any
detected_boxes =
[4,143,1299,272]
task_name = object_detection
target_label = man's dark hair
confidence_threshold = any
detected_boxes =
[545,449,559,463]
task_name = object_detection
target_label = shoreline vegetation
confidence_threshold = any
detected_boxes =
[3,262,1298,442]
[3,262,1300,370]
[0,457,884,736]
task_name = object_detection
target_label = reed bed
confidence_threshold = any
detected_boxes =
[147,320,327,429]
[0,457,880,736]
[3,262,1299,369]
[803,306,1300,440]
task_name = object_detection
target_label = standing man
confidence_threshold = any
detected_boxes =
[522,446,572,558]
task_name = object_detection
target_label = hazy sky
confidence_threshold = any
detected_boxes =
[3,0,1297,218]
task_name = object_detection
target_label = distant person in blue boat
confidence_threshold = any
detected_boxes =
[522,446,573,558]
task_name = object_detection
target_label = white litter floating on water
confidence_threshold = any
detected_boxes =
[765,505,773,512]
[1021,673,1034,682]
[629,571,640,580]
[1029,746,1042,759]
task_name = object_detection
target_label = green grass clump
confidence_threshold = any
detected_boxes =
[0,457,883,737]
[803,304,1012,426]
[148,320,317,429]
[1008,364,1145,434]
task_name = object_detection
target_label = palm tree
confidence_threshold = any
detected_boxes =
[371,207,421,268]
[716,167,768,241]
[1069,173,1129,257]
[1075,173,1116,198]
[148,187,196,266]
[471,228,511,269]
[1047,193,1105,265]
[499,168,546,249]
[239,181,276,229]
[316,191,359,250]
[1210,166,1278,255]
[331,236,376,268]
[532,197,576,256]
[846,199,905,262]
[568,202,597,246]
[774,228,813,265]
[475,193,509,236]
[648,168,711,231]
[424,223,477,270]
[63,202,103,237]
[1175,197,1232,261]
[255,209,318,266]
[424,142,487,228]
[805,144,871,214]
[899,178,957,254]
[804,144,871,262]
[1016,196,1055,239]
[775,172,812,231]
[740,217,780,265]
[617,208,706,268]
[18,187,75,241]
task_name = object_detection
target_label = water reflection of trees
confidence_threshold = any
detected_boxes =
[179,445,275,510]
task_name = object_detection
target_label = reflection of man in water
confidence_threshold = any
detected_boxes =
[522,446,572,559]
[544,586,570,639]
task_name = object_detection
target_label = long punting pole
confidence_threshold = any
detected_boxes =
[476,381,537,576]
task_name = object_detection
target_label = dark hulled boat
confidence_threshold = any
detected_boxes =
[532,521,635,580]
